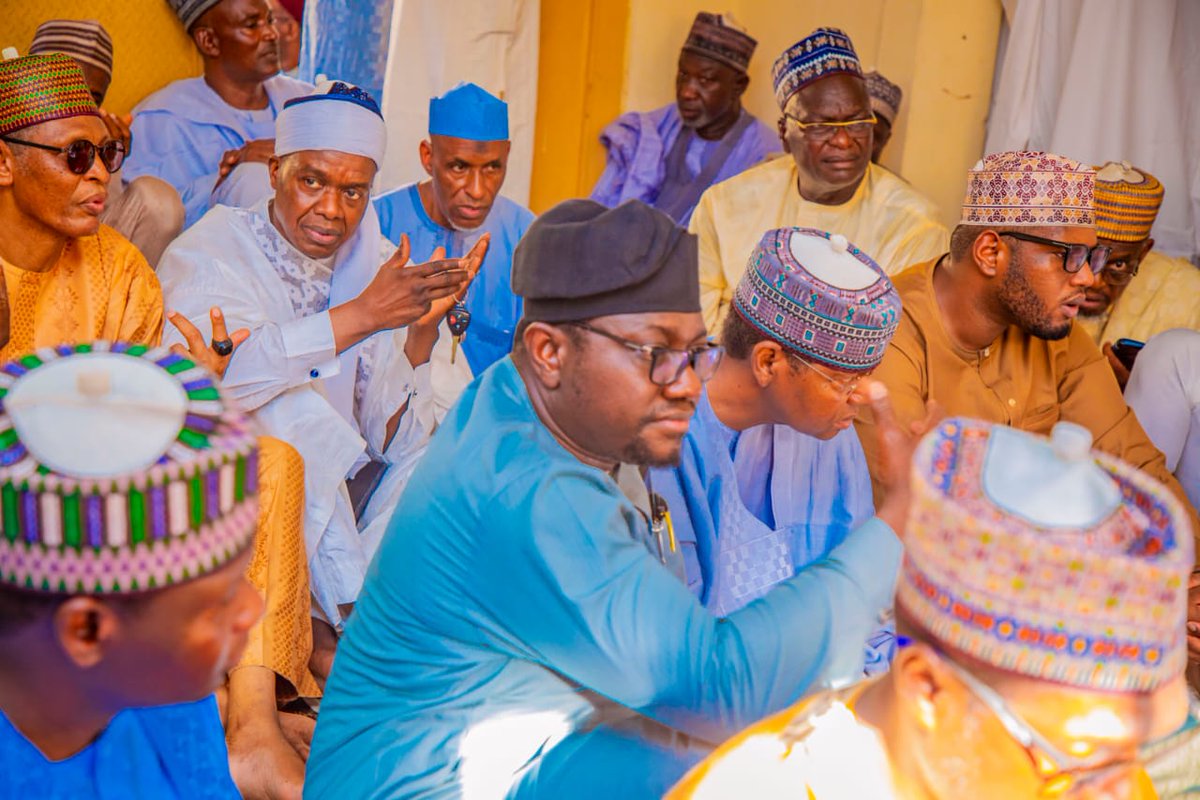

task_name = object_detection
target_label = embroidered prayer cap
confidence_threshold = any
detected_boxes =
[29,20,114,80]
[0,52,98,137]
[681,12,757,75]
[770,27,863,111]
[960,150,1096,228]
[513,199,699,323]
[1093,161,1164,243]
[428,82,509,142]
[732,227,900,373]
[0,342,260,595]
[863,70,902,125]
[168,0,224,31]
[898,418,1193,692]
[277,80,387,166]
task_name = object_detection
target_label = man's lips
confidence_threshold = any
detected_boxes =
[80,194,107,214]
[1060,294,1085,318]
[303,225,340,245]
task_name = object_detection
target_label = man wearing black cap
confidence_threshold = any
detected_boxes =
[307,200,914,798]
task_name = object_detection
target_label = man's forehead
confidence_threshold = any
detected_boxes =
[677,50,729,76]
[285,149,377,182]
[592,312,708,343]
[19,113,107,145]
[430,134,508,159]
[789,73,870,117]
[1034,225,1097,246]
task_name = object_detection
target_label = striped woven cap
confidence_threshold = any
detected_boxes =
[29,19,114,79]
[0,53,98,137]
[1094,161,1164,243]
[167,0,224,31]
[681,12,757,75]
[864,70,902,125]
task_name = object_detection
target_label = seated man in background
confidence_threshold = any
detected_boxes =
[691,26,947,333]
[591,12,778,226]
[374,82,532,421]
[124,0,311,228]
[1076,162,1200,385]
[0,344,264,798]
[670,418,1194,799]
[0,52,320,800]
[863,69,901,164]
[307,199,921,799]
[159,82,482,659]
[653,227,922,674]
[29,19,185,267]
[856,151,1198,527]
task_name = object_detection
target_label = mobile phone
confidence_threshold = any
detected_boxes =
[1111,338,1145,371]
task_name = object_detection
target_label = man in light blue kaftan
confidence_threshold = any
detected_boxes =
[374,83,534,419]
[651,226,905,676]
[123,0,312,228]
[306,200,910,799]
[590,13,779,225]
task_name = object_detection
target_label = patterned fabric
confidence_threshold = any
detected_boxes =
[863,70,901,125]
[0,225,163,364]
[681,12,757,75]
[298,0,395,105]
[166,0,222,31]
[0,343,260,594]
[732,227,901,373]
[29,19,115,78]
[960,150,1096,227]
[897,417,1193,691]
[770,27,862,111]
[429,82,509,141]
[1094,161,1164,242]
[240,208,333,317]
[0,52,98,136]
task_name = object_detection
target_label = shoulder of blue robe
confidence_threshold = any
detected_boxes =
[591,104,680,207]
[0,695,238,800]
[132,74,314,126]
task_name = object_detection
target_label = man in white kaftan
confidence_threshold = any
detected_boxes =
[157,82,476,630]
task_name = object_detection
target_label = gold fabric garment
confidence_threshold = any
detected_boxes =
[1077,251,1200,346]
[856,258,1200,544]
[690,158,949,334]
[0,224,162,360]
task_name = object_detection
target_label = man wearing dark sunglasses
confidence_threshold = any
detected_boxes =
[308,200,925,799]
[28,19,186,267]
[856,150,1199,537]
[123,0,313,229]
[1076,162,1200,387]
[671,419,1194,800]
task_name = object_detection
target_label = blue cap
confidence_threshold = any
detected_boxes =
[428,82,509,141]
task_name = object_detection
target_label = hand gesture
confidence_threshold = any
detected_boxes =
[410,233,490,330]
[865,379,941,538]
[356,235,472,332]
[215,139,276,187]
[167,306,250,379]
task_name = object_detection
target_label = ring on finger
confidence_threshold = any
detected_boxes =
[211,338,234,356]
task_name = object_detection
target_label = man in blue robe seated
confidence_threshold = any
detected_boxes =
[123,0,312,228]
[651,227,909,674]
[0,344,264,799]
[306,199,927,799]
[590,12,780,226]
[374,82,534,419]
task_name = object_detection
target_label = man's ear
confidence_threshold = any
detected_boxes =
[732,72,749,100]
[419,140,434,178]
[776,116,789,153]
[192,26,221,60]
[520,322,572,390]
[267,155,281,191]
[0,141,17,188]
[52,596,123,670]
[1139,237,1155,261]
[973,230,1004,279]
[892,642,971,734]
[750,340,788,388]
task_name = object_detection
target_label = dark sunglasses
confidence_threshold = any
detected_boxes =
[564,321,725,386]
[1000,231,1111,277]
[1,136,126,175]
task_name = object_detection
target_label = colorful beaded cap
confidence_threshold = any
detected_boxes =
[1094,161,1164,243]
[960,150,1095,228]
[732,227,901,373]
[864,70,902,125]
[771,27,863,110]
[897,418,1192,692]
[681,12,757,75]
[0,342,258,594]
[0,53,98,137]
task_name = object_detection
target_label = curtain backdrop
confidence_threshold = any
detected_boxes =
[986,0,1200,260]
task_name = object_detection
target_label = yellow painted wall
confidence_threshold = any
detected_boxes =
[0,0,201,116]
[536,0,1002,226]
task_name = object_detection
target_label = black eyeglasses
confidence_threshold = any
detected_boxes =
[1,136,126,175]
[999,232,1111,277]
[564,321,724,386]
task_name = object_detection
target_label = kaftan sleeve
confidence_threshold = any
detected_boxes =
[352,329,436,461]
[476,466,902,744]
[125,112,223,228]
